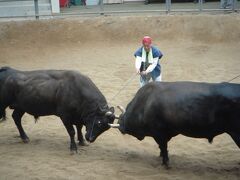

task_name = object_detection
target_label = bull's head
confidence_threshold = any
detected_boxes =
[85,106,115,142]
[109,105,145,141]
[108,105,125,133]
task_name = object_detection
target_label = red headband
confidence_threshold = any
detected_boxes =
[142,36,152,45]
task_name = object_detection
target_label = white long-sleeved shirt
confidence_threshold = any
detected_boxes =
[135,56,159,74]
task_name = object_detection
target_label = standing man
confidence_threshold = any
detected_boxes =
[220,0,233,9]
[134,36,163,87]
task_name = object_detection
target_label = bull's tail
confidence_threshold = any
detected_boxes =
[0,109,6,122]
[34,116,39,123]
[0,67,13,122]
[0,93,7,122]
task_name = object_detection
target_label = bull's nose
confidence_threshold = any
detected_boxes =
[118,126,126,134]
[88,136,95,143]
[85,134,95,143]
[85,134,90,142]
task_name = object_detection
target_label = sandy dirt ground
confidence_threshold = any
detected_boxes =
[0,14,240,180]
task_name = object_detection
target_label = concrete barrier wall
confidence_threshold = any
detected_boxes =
[0,0,52,17]
[0,15,239,44]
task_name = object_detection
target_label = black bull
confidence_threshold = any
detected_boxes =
[111,81,240,167]
[0,67,115,152]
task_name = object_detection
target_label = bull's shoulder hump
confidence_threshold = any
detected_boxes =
[142,81,216,95]
[21,69,79,80]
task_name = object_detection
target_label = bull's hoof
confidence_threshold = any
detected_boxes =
[70,143,78,154]
[162,158,170,169]
[70,149,78,155]
[70,150,78,155]
[22,138,30,143]
[78,141,89,146]
[165,165,171,170]
[162,162,170,169]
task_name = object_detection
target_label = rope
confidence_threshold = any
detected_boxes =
[227,74,240,83]
[107,72,240,107]
[109,73,137,104]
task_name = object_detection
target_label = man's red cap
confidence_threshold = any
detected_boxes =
[142,36,152,45]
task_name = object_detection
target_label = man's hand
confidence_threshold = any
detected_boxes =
[136,69,140,74]
[140,71,147,75]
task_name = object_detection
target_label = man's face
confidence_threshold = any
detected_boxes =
[143,42,151,52]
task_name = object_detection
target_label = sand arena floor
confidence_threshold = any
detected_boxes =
[0,14,240,180]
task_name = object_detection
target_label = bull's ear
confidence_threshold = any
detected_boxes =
[108,115,115,123]
[109,107,115,113]
[104,110,115,123]
[98,105,108,115]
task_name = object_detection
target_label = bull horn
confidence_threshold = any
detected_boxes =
[105,111,120,120]
[105,111,113,116]
[108,123,120,128]
[117,105,125,114]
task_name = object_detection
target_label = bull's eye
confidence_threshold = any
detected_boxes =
[97,120,102,127]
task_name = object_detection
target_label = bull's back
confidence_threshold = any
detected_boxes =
[2,68,107,117]
[2,69,76,115]
[140,82,240,137]
[4,70,67,115]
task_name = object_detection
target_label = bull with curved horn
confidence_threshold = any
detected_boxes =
[108,81,240,168]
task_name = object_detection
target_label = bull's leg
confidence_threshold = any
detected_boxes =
[62,120,77,153]
[159,140,169,168]
[229,132,240,148]
[76,124,87,146]
[154,136,169,168]
[12,109,29,143]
